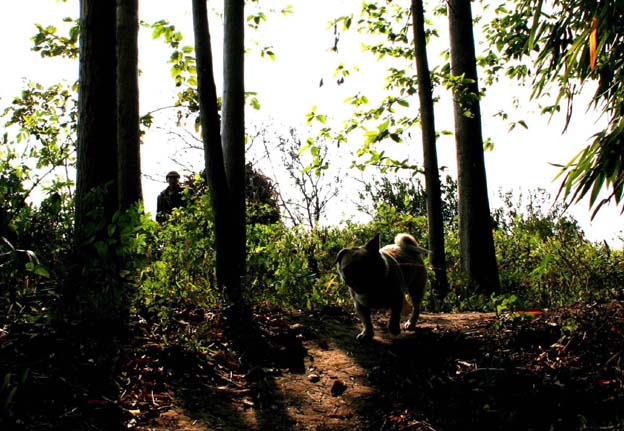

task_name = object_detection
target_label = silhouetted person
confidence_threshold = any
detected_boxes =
[156,171,184,222]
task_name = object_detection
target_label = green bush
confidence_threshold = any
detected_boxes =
[0,170,73,326]
[137,191,218,318]
[490,190,623,309]
[495,221,623,307]
[418,189,622,312]
[245,223,350,310]
[4,146,618,326]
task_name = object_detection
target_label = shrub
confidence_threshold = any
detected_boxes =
[492,189,624,308]
[246,223,351,310]
[137,191,218,319]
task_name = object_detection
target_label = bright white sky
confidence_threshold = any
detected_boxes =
[1,0,621,247]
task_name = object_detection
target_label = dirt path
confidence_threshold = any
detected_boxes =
[136,311,498,431]
[4,301,621,430]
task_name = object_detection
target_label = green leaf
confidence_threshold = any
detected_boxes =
[527,0,543,51]
[298,138,314,156]
[94,241,109,257]
[32,265,50,278]
[590,172,605,206]
[152,26,164,39]
[396,99,409,107]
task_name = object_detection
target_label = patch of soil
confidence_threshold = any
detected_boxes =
[133,302,623,431]
[2,301,623,430]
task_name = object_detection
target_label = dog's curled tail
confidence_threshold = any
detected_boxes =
[394,233,431,255]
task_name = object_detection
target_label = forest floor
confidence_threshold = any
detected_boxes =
[1,300,623,430]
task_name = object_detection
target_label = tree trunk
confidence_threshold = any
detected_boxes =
[116,0,142,210]
[192,0,245,307]
[72,0,123,324]
[221,0,246,305]
[447,0,500,293]
[411,0,449,304]
[191,0,225,198]
[75,0,118,249]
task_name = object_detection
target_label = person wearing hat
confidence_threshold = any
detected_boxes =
[156,170,185,222]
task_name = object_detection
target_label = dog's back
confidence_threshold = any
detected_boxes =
[381,234,425,266]
[380,234,427,322]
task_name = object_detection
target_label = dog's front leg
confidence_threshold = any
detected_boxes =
[354,302,374,341]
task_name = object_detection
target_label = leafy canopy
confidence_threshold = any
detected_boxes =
[484,0,624,217]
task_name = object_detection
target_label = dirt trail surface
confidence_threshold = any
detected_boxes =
[128,302,623,431]
[136,312,494,431]
[2,301,622,430]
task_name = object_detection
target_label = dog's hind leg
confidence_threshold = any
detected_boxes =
[404,272,427,331]
[404,300,421,330]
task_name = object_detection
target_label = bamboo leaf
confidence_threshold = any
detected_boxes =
[590,172,605,205]
[527,0,544,50]
[589,16,598,72]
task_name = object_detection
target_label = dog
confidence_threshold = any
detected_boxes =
[336,233,428,341]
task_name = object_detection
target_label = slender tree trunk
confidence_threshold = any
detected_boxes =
[191,0,227,286]
[411,0,448,304]
[75,0,118,249]
[447,0,500,293]
[192,0,225,192]
[221,0,246,304]
[116,0,142,210]
[192,0,246,307]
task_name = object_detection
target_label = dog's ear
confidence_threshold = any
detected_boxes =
[365,233,380,253]
[335,248,349,265]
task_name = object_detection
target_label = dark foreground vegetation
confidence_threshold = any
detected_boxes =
[1,180,623,430]
[1,298,623,430]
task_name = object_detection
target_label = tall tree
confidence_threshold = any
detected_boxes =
[411,0,448,303]
[73,0,145,322]
[192,0,246,308]
[222,0,246,304]
[75,0,118,250]
[447,0,500,293]
[116,0,142,210]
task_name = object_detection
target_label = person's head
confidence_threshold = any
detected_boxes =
[166,171,181,187]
